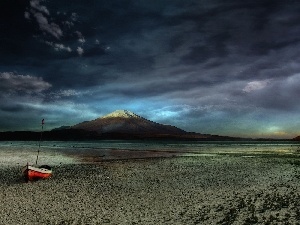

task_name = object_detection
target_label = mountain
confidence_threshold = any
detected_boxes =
[0,110,246,141]
[67,110,241,140]
[72,110,187,137]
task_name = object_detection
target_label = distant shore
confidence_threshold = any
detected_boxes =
[0,130,280,141]
[0,146,299,224]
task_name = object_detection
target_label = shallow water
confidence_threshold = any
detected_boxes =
[2,140,300,150]
[0,140,299,166]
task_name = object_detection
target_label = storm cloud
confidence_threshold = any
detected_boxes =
[0,0,300,138]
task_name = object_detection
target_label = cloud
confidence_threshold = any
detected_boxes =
[44,41,72,52]
[50,89,81,99]
[0,103,27,113]
[75,31,83,38]
[24,11,30,19]
[62,21,74,28]
[33,12,63,39]
[2,0,300,136]
[78,38,86,44]
[77,47,84,56]
[22,0,89,58]
[245,74,300,111]
[25,0,63,39]
[0,72,52,94]
[54,44,72,52]
[71,12,78,21]
[30,0,50,15]
[75,31,86,44]
[243,80,271,93]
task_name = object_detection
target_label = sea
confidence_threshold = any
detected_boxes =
[0,140,299,166]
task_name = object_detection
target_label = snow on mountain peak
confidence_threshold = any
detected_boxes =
[101,110,140,119]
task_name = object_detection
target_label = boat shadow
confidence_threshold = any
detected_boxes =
[0,166,47,185]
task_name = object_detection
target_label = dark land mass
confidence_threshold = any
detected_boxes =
[0,129,246,141]
[292,136,300,141]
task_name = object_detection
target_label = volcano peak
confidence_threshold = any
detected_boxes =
[101,110,140,119]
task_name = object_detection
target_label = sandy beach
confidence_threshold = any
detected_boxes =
[0,146,299,225]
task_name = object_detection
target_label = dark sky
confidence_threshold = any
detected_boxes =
[1,0,300,138]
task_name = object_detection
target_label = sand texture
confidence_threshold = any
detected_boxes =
[0,155,299,224]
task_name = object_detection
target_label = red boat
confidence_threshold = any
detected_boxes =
[22,119,53,182]
[22,164,52,182]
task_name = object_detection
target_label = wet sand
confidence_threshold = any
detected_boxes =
[0,153,299,224]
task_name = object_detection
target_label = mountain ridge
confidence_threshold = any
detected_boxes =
[59,109,245,140]
[72,109,187,136]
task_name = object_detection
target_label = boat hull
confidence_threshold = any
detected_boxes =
[22,165,52,181]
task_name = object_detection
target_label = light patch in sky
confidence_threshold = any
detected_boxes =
[44,41,72,52]
[157,110,179,118]
[33,12,63,39]
[49,89,81,99]
[148,105,188,122]
[77,47,84,56]
[30,0,50,15]
[243,80,271,93]
[267,126,280,132]
[263,126,289,138]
